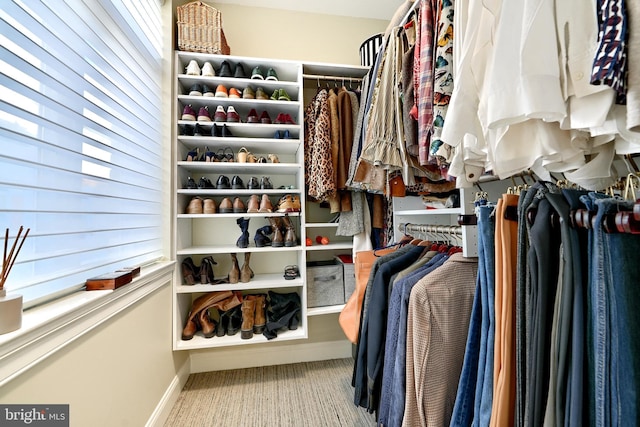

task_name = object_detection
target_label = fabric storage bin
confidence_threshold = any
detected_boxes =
[306,260,344,307]
[335,255,355,302]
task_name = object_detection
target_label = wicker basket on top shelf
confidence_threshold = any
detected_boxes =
[176,1,231,55]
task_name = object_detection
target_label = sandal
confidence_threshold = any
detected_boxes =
[283,265,299,280]
[256,156,267,164]
[237,147,250,163]
[224,147,235,162]
[215,148,226,162]
[268,154,280,163]
[247,153,258,163]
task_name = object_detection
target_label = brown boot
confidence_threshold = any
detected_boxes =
[181,291,233,340]
[281,214,297,247]
[253,294,266,334]
[197,308,216,338]
[240,252,254,283]
[229,253,240,284]
[241,297,256,339]
[267,217,285,247]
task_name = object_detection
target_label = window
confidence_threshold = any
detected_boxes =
[0,0,163,308]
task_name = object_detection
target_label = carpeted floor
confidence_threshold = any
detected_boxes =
[164,358,376,427]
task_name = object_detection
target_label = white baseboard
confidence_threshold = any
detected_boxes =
[146,358,191,427]
[190,339,353,373]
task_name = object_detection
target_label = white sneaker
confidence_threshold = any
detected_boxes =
[201,62,216,77]
[185,60,200,76]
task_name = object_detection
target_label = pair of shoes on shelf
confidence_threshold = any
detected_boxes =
[263,291,301,339]
[211,123,234,137]
[283,265,299,280]
[277,194,301,212]
[213,105,241,122]
[181,256,218,285]
[216,60,247,79]
[216,174,243,189]
[186,60,217,77]
[250,66,278,81]
[218,197,247,214]
[274,113,296,125]
[246,109,273,124]
[267,215,297,247]
[255,87,270,100]
[240,294,267,339]
[213,85,242,98]
[244,176,272,190]
[274,130,292,139]
[270,88,291,101]
[246,194,273,213]
[188,84,214,97]
[229,252,254,284]
[185,197,216,214]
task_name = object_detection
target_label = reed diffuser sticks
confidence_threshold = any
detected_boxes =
[1,226,30,291]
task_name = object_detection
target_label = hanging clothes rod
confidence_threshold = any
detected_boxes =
[302,73,364,82]
[397,223,463,236]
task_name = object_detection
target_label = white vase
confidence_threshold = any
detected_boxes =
[0,289,23,334]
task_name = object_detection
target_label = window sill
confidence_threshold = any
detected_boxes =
[0,261,175,387]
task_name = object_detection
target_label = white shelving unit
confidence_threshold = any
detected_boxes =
[173,51,307,350]
[301,62,369,316]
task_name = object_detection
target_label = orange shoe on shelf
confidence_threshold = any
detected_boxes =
[215,85,228,98]
[228,87,242,98]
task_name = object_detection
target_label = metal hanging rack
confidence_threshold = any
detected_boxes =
[301,73,364,83]
[397,223,463,237]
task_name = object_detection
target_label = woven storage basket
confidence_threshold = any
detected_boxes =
[177,1,231,55]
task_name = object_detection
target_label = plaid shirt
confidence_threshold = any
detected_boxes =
[415,0,439,165]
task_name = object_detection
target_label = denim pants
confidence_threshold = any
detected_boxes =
[450,203,495,427]
[590,196,640,427]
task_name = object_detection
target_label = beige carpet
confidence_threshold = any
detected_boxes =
[164,358,376,427]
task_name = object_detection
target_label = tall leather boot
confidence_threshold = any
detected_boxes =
[197,308,217,338]
[240,252,254,283]
[281,214,297,247]
[267,217,284,247]
[229,253,240,284]
[236,217,250,248]
[241,297,256,339]
[253,294,266,334]
[181,290,233,340]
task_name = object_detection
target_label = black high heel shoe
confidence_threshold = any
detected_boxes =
[203,146,215,162]
[185,147,199,161]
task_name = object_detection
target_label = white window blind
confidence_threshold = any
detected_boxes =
[0,0,163,308]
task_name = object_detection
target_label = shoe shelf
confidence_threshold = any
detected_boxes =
[176,273,304,294]
[308,304,346,317]
[177,244,302,256]
[304,242,353,252]
[178,136,300,155]
[305,222,339,228]
[178,189,302,196]
[174,326,307,351]
[177,52,364,351]
[176,273,302,294]
[178,212,301,220]
[177,161,301,175]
